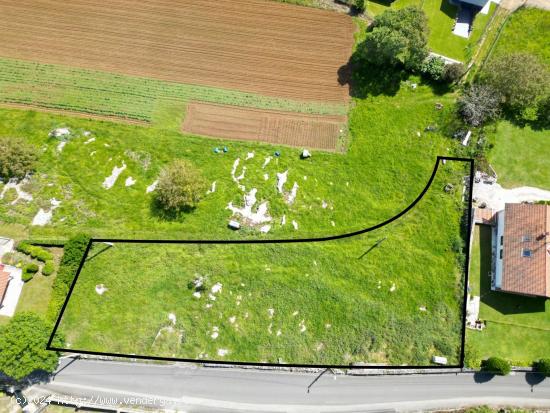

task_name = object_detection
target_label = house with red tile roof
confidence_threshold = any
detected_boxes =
[0,264,13,308]
[493,203,550,298]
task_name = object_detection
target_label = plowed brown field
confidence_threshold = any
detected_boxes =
[182,102,346,150]
[0,0,354,103]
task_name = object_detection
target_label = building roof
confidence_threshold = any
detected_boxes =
[0,264,11,306]
[501,203,550,297]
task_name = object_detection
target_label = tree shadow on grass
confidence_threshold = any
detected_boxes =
[338,59,406,98]
[149,198,195,222]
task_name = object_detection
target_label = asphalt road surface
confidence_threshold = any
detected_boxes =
[34,358,550,412]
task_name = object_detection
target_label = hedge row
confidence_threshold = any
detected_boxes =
[16,242,53,262]
[46,234,90,321]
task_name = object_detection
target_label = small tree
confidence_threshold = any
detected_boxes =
[481,357,511,375]
[534,358,550,376]
[420,56,446,81]
[156,159,207,212]
[0,313,61,380]
[442,63,464,83]
[457,84,501,127]
[360,6,429,71]
[0,137,38,180]
[483,53,550,122]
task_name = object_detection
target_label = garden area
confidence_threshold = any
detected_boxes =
[467,225,550,366]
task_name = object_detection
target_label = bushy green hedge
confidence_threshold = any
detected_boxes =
[481,357,511,375]
[42,261,55,276]
[16,242,54,263]
[46,234,90,321]
[534,358,550,376]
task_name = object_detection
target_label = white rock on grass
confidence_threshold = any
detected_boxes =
[84,137,96,145]
[0,178,33,204]
[56,141,67,153]
[95,284,108,295]
[227,188,272,225]
[262,156,272,169]
[146,180,158,193]
[292,220,298,230]
[102,162,126,189]
[263,173,269,181]
[207,181,217,194]
[229,316,236,324]
[193,292,201,299]
[217,348,229,357]
[276,170,288,193]
[211,282,223,294]
[245,152,255,160]
[260,225,271,233]
[286,182,298,204]
[390,283,396,292]
[32,198,61,226]
[268,308,275,318]
[231,158,246,191]
[49,127,71,138]
[281,215,286,225]
[125,177,136,187]
[299,320,306,333]
[168,313,177,324]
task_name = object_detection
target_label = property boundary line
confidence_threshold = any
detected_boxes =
[47,156,475,371]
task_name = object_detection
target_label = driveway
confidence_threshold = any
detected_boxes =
[473,181,550,210]
[0,266,23,317]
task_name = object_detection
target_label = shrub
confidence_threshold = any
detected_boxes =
[155,160,208,213]
[442,63,464,83]
[42,261,55,276]
[17,242,54,262]
[483,53,550,122]
[47,234,90,321]
[481,357,511,375]
[0,137,38,180]
[420,56,445,81]
[359,6,429,71]
[457,84,501,127]
[23,263,39,274]
[534,358,550,376]
[341,0,365,12]
[16,241,32,255]
[22,272,34,282]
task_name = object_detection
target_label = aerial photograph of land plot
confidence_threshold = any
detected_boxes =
[0,0,548,410]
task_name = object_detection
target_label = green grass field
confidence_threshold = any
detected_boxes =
[366,0,496,62]
[54,162,467,365]
[0,73,461,242]
[467,226,550,365]
[0,58,345,123]
[483,7,550,189]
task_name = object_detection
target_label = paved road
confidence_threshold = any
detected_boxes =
[34,358,550,412]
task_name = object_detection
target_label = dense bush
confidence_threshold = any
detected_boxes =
[0,312,62,380]
[21,272,34,282]
[442,63,464,83]
[17,242,54,263]
[1,252,29,267]
[420,56,445,81]
[359,6,429,71]
[341,0,365,12]
[483,53,550,123]
[156,159,207,213]
[457,84,501,127]
[23,263,39,274]
[0,137,38,180]
[42,261,55,276]
[47,234,90,321]
[534,358,550,376]
[481,357,511,375]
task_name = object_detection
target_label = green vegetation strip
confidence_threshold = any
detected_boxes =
[55,164,466,366]
[0,58,346,122]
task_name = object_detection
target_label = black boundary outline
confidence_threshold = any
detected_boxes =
[47,156,474,370]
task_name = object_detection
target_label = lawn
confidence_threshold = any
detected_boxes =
[0,73,460,242]
[483,7,550,189]
[15,248,62,315]
[365,0,496,62]
[467,225,550,365]
[54,162,467,366]
[487,121,550,189]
